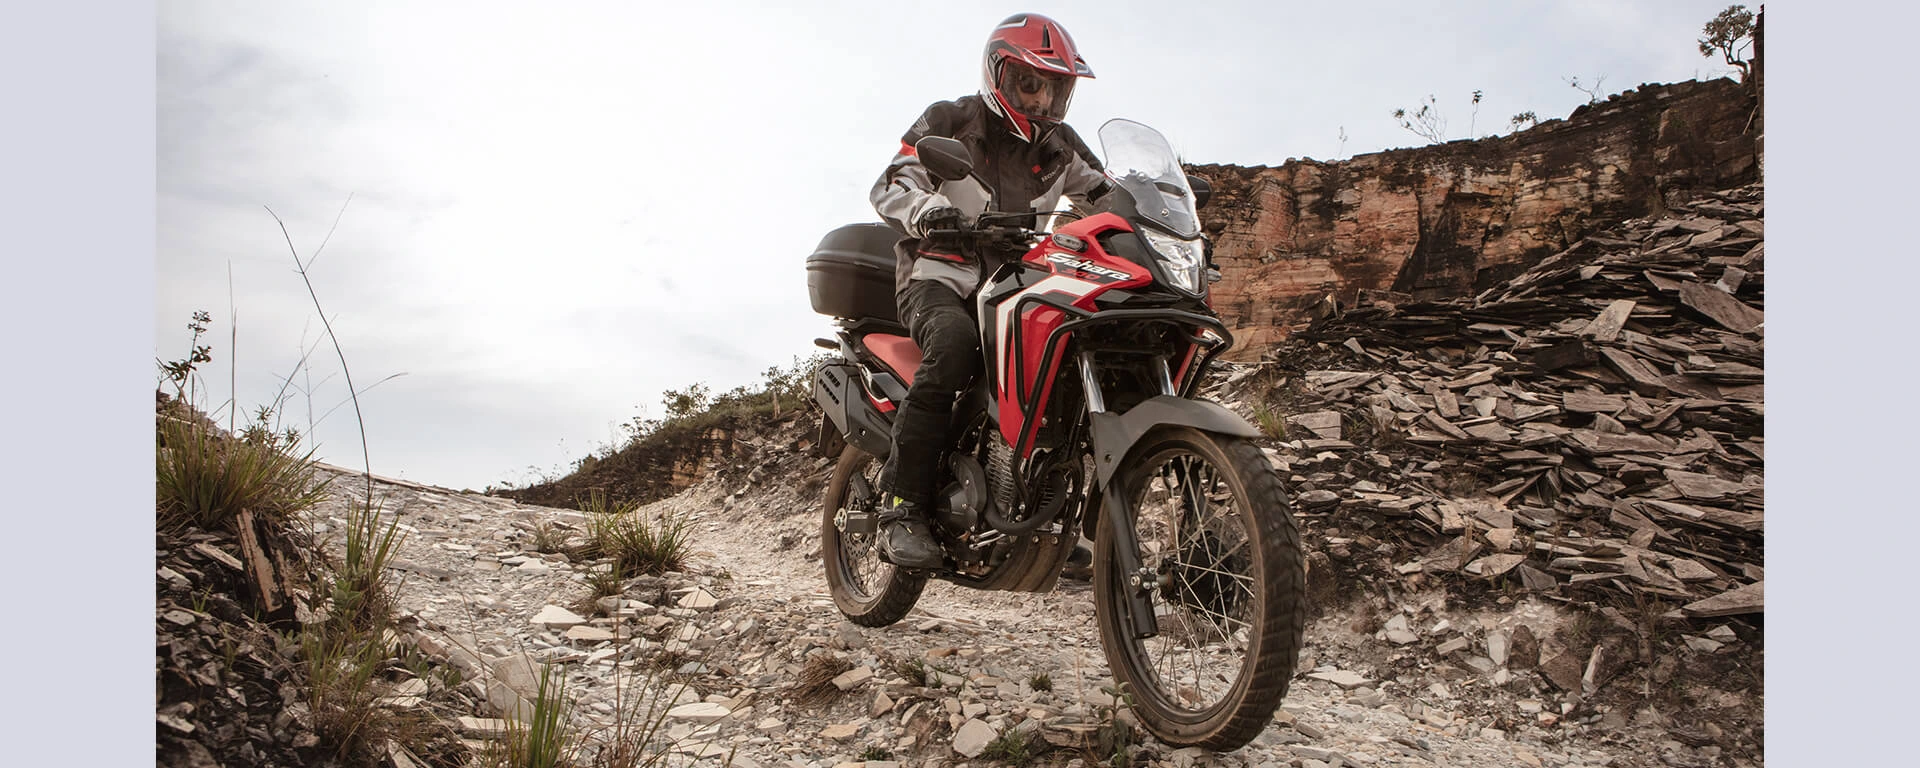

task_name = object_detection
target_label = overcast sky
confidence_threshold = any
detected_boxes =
[157,0,1751,490]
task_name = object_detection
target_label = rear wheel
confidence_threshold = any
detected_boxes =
[1092,427,1307,750]
[822,444,926,626]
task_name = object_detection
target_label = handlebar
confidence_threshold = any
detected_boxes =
[922,211,1042,256]
[922,224,1034,243]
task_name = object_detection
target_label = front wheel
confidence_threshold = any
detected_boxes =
[1092,427,1307,751]
[822,444,926,626]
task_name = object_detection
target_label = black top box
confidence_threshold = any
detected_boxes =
[806,222,901,322]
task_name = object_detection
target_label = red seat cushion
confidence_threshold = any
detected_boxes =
[863,333,922,387]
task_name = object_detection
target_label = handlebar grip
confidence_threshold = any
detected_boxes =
[921,226,1034,254]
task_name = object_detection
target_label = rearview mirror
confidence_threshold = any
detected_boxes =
[914,136,974,182]
[1188,175,1212,209]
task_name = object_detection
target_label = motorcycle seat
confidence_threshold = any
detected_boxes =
[861,333,922,387]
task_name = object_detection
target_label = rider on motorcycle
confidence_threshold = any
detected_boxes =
[868,12,1111,568]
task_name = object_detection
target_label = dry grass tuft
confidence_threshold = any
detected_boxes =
[788,652,854,707]
[157,413,331,534]
[576,489,694,578]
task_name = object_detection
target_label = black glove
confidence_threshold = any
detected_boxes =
[915,205,964,237]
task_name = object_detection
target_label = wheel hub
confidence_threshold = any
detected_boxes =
[1158,528,1247,619]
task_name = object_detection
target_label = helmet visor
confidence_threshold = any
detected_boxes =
[997,62,1075,123]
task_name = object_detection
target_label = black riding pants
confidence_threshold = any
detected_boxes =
[878,280,981,507]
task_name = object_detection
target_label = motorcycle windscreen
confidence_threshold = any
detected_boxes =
[1097,119,1202,239]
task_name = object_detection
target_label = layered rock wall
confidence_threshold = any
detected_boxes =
[1192,78,1759,357]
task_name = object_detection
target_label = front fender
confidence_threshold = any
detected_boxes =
[1086,395,1261,489]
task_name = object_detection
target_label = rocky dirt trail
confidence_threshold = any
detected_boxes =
[308,425,1739,768]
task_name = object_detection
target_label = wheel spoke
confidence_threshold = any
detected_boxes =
[1169,575,1249,651]
[1177,547,1254,584]
[857,464,891,596]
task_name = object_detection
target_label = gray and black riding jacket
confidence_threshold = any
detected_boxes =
[871,94,1109,302]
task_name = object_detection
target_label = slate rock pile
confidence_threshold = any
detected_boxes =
[156,526,327,767]
[1247,183,1764,621]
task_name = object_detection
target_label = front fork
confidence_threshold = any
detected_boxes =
[1101,492,1160,639]
[1084,350,1175,640]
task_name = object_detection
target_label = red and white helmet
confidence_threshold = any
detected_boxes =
[980,13,1094,142]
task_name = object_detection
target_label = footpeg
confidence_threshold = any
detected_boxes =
[835,506,878,536]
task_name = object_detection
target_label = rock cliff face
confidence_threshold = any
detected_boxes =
[1192,78,1759,358]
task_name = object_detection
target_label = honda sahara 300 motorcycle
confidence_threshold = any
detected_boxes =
[806,119,1305,750]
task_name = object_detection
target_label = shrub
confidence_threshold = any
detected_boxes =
[506,664,572,768]
[1250,400,1289,439]
[330,498,405,632]
[1092,682,1138,768]
[529,521,570,554]
[620,353,830,445]
[579,487,642,519]
[980,728,1048,767]
[156,309,213,401]
[577,488,638,558]
[891,656,931,688]
[156,410,331,533]
[299,622,391,761]
[577,490,691,578]
[614,512,692,578]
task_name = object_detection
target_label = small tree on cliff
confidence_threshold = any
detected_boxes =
[1564,75,1607,105]
[1393,90,1503,144]
[1699,5,1755,82]
[1392,95,1448,143]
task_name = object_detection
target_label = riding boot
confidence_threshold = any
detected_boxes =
[876,494,943,569]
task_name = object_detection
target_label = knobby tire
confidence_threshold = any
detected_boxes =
[1092,426,1308,751]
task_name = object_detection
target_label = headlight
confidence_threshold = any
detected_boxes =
[1139,228,1207,295]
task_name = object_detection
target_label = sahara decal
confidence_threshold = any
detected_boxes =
[1044,251,1133,282]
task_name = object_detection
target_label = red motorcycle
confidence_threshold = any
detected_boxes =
[806,119,1305,750]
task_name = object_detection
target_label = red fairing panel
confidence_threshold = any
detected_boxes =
[993,213,1152,454]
